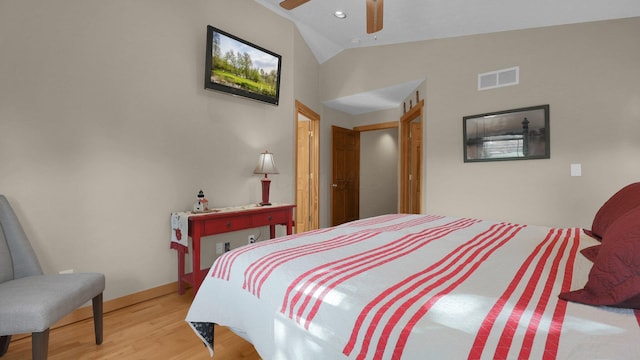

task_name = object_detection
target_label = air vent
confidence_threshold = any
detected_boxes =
[478,66,519,91]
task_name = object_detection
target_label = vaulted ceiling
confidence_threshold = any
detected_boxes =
[256,0,640,63]
[254,0,640,114]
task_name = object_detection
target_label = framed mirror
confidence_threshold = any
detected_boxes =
[463,105,550,162]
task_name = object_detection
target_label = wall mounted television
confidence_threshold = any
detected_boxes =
[205,25,282,105]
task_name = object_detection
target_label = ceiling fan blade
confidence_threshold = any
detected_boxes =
[366,0,384,34]
[279,0,311,10]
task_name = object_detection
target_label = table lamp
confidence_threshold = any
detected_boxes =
[254,150,279,206]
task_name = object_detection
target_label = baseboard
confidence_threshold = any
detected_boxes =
[55,281,180,328]
[12,282,181,341]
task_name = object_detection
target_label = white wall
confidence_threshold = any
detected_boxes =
[0,0,319,300]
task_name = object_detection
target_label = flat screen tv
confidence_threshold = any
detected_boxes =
[205,25,282,105]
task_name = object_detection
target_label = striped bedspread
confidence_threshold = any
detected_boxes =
[186,214,640,359]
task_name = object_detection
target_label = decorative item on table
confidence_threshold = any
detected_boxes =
[193,190,209,213]
[254,150,279,206]
[170,212,189,251]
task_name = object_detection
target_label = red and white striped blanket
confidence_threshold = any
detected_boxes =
[186,214,640,359]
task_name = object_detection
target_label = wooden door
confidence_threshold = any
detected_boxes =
[294,101,320,233]
[400,100,424,214]
[331,126,360,226]
[296,120,311,232]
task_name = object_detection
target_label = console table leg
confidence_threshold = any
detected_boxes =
[178,248,185,295]
[192,232,202,295]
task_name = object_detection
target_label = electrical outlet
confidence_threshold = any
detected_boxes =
[224,242,230,252]
[216,242,223,254]
[248,235,256,244]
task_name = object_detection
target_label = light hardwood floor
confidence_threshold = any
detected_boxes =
[2,290,261,359]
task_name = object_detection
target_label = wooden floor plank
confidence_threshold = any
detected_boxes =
[2,290,261,359]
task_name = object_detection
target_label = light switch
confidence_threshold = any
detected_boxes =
[570,164,582,177]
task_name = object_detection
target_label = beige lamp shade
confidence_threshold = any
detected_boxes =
[254,151,278,206]
[254,151,279,175]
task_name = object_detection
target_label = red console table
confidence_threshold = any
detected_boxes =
[176,204,295,295]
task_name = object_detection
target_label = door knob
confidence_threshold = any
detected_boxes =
[331,184,338,188]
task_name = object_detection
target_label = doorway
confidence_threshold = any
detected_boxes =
[331,121,399,226]
[294,100,320,233]
[355,122,399,218]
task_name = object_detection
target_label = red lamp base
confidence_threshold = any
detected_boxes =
[260,176,272,206]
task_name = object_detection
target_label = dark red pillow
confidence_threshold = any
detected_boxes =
[580,245,600,262]
[582,229,600,241]
[559,205,640,309]
[584,182,640,241]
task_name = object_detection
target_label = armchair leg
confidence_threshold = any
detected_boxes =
[92,293,104,345]
[0,335,11,356]
[32,329,49,360]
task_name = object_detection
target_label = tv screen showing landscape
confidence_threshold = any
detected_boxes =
[205,25,282,105]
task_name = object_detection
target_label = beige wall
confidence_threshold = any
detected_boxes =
[2,0,638,302]
[293,30,321,113]
[0,0,318,300]
[320,17,640,228]
[360,128,398,218]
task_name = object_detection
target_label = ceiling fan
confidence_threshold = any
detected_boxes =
[279,0,383,34]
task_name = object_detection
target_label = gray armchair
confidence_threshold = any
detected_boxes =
[0,195,105,359]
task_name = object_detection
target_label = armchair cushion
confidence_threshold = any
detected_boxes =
[0,273,105,334]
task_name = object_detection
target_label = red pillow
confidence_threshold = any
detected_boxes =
[580,245,600,262]
[559,205,640,309]
[584,182,640,241]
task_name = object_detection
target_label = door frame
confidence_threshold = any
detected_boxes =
[400,99,424,213]
[294,100,320,232]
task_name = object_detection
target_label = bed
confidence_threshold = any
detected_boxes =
[186,185,640,359]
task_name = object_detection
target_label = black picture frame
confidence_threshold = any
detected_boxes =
[205,25,282,105]
[463,105,550,162]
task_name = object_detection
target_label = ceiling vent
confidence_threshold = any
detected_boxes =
[478,66,519,91]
